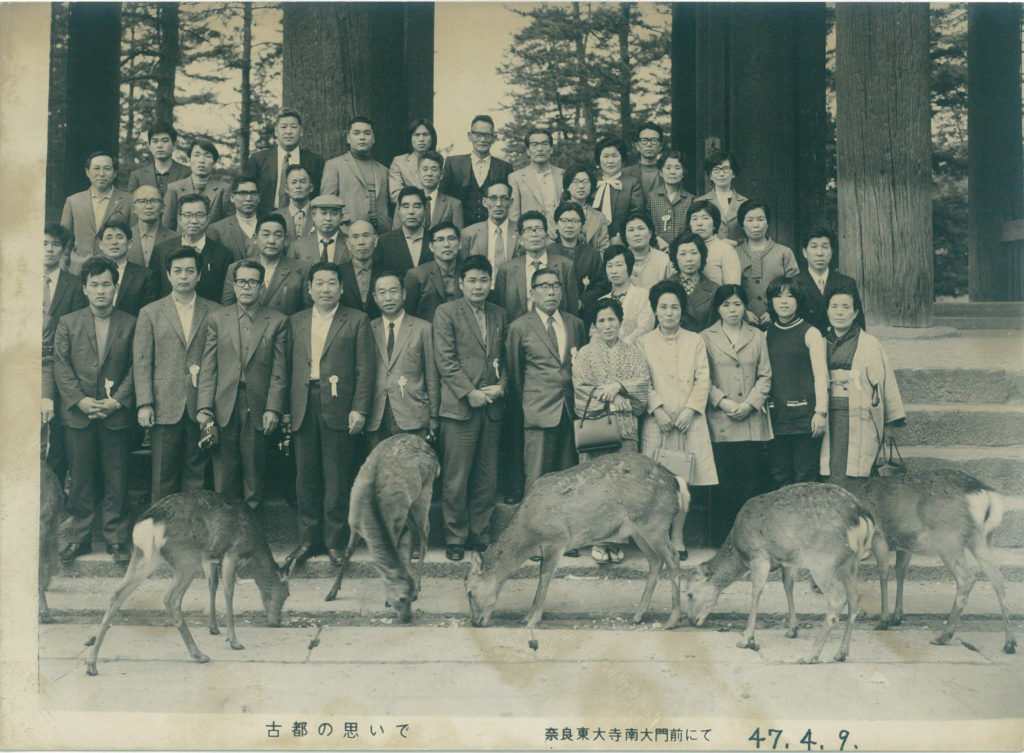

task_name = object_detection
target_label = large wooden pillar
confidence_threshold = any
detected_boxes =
[673,3,827,251]
[282,3,434,167]
[967,3,1024,302]
[835,4,932,327]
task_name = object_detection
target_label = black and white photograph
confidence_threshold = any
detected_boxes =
[1,1,1022,749]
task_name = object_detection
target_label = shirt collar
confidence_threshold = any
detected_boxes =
[312,304,338,322]
[809,268,829,281]
[382,309,405,330]
[352,257,373,273]
[489,218,509,234]
[402,226,424,243]
[237,302,256,321]
[538,308,563,326]
[90,188,113,201]
[278,144,299,163]
[317,232,339,244]
[526,251,548,267]
[173,293,197,310]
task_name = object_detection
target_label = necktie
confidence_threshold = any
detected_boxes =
[321,238,332,263]
[817,276,826,294]
[494,226,504,267]
[387,322,395,360]
[546,315,559,358]
[43,275,51,312]
[425,195,433,224]
[528,260,541,310]
[293,208,306,232]
[278,153,291,208]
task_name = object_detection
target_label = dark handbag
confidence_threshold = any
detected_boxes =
[871,435,906,477]
[574,386,623,454]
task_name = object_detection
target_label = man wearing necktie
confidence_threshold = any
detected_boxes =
[290,194,349,267]
[243,108,325,216]
[440,115,513,227]
[274,164,315,240]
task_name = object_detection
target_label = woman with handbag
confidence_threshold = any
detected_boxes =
[572,297,651,564]
[638,280,718,560]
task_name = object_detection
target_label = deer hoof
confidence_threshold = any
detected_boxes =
[39,611,54,625]
[209,626,220,635]
[931,634,952,647]
[736,638,759,651]
[229,640,245,651]
[631,613,645,625]
[85,663,98,676]
[785,628,798,639]
[797,656,819,665]
[891,616,903,626]
[193,652,211,663]
[1003,639,1016,655]
[663,612,681,630]
[324,591,337,602]
[874,620,889,631]
[833,651,848,663]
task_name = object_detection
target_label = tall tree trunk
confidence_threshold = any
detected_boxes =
[46,2,71,220]
[239,1,253,167]
[154,2,179,126]
[835,3,933,327]
[573,2,596,143]
[618,2,632,135]
[124,14,136,174]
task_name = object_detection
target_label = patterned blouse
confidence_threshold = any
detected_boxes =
[572,337,651,442]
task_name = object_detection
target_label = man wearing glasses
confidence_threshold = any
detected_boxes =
[150,194,234,302]
[622,121,666,200]
[440,115,512,227]
[207,177,262,261]
[459,180,519,277]
[509,128,565,232]
[127,185,175,267]
[197,259,288,510]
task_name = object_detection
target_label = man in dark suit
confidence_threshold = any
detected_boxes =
[392,151,464,230]
[338,219,383,320]
[432,255,508,561]
[61,151,133,274]
[378,186,433,277]
[794,228,865,333]
[150,194,234,302]
[127,121,191,196]
[162,138,233,231]
[127,185,176,268]
[506,268,585,494]
[493,211,579,321]
[222,213,311,316]
[284,261,375,570]
[207,177,260,261]
[96,220,157,317]
[404,222,462,322]
[52,257,136,563]
[134,246,218,503]
[244,108,325,216]
[621,121,665,201]
[441,115,513,227]
[292,194,349,267]
[197,260,288,509]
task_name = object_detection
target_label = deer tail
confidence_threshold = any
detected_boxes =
[966,489,1005,542]
[128,517,168,577]
[846,509,875,560]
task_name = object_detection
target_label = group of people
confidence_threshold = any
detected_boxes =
[42,108,905,569]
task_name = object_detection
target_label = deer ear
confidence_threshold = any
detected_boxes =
[468,550,484,575]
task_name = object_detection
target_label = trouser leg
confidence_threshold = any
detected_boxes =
[98,425,131,545]
[440,415,476,545]
[467,412,502,547]
[65,425,99,544]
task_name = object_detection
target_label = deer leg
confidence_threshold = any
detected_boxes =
[203,559,220,636]
[738,557,770,651]
[834,556,860,662]
[892,549,911,625]
[630,535,664,625]
[409,489,431,601]
[644,533,682,628]
[781,565,799,638]
[85,552,156,676]
[802,563,844,664]
[324,529,361,602]
[932,549,976,646]
[872,535,892,629]
[221,553,244,650]
[968,533,1017,654]
[164,567,207,663]
[524,542,563,628]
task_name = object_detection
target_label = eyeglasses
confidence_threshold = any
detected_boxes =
[710,165,733,174]
[233,278,261,288]
[532,282,559,291]
[470,131,495,140]
[570,178,591,186]
[521,226,547,234]
[557,217,582,225]
[133,198,162,205]
[485,195,512,203]
[637,137,661,145]
[180,212,208,221]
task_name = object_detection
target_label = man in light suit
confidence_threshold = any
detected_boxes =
[162,138,233,231]
[508,128,564,231]
[794,227,866,333]
[127,121,191,196]
[441,115,513,227]
[243,108,325,216]
[52,257,136,563]
[404,222,463,322]
[459,180,519,274]
[320,116,391,234]
[96,220,157,317]
[274,164,316,240]
[207,177,261,261]
[292,194,349,267]
[127,185,176,268]
[61,151,133,274]
[506,268,585,494]
[493,211,579,321]
[134,246,218,503]
[284,261,376,571]
[197,259,288,509]
[392,151,463,230]
[222,214,311,316]
[366,269,439,448]
[378,187,433,277]
[150,194,235,302]
[432,255,508,561]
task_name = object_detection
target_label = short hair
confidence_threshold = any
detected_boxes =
[703,148,738,176]
[765,275,808,323]
[230,175,259,193]
[591,297,624,325]
[233,259,265,285]
[348,115,375,132]
[283,163,310,181]
[84,150,116,171]
[523,127,552,149]
[80,256,119,286]
[165,246,202,273]
[96,219,133,242]
[648,279,688,314]
[307,261,342,285]
[824,282,862,312]
[482,179,511,197]
[686,199,722,234]
[622,212,655,238]
[187,137,219,163]
[710,283,749,316]
[470,114,495,130]
[419,150,444,169]
[146,121,177,143]
[276,108,302,126]
[517,210,548,234]
[371,268,404,292]
[407,118,438,151]
[531,267,561,289]
[603,244,635,275]
[668,230,709,272]
[397,186,427,206]
[256,213,288,233]
[429,221,461,242]
[562,164,597,200]
[458,254,492,280]
[738,199,771,229]
[593,136,628,166]
[656,149,686,171]
[802,226,836,250]
[44,223,71,249]
[554,201,585,224]
[178,193,211,214]
[635,121,665,142]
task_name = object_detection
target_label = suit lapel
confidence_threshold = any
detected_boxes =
[343,153,368,190]
[99,313,122,367]
[262,259,292,304]
[389,317,412,367]
[323,306,346,358]
[527,310,559,360]
[371,319,388,364]
[85,312,99,362]
[459,298,485,348]
[49,271,70,316]
[427,263,446,301]
[104,192,126,225]
[243,308,271,369]
[161,296,188,345]
[224,306,242,367]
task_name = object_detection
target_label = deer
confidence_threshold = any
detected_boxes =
[466,451,688,629]
[324,433,439,623]
[85,490,289,676]
[844,468,1017,654]
[39,462,62,623]
[686,483,875,663]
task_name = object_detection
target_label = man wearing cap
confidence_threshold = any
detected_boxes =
[292,194,349,267]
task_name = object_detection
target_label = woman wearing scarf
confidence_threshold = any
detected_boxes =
[592,136,645,245]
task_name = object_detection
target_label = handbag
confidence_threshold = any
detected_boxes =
[574,386,623,454]
[654,433,697,485]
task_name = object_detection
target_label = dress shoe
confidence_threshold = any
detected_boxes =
[445,544,465,562]
[328,548,346,567]
[107,543,131,563]
[60,541,91,563]
[283,545,315,573]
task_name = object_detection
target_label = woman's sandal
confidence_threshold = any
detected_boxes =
[608,545,624,564]
[591,545,610,564]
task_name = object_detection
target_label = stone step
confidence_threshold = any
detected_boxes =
[934,302,1024,317]
[893,368,1024,404]
[900,445,1024,494]
[901,402,1024,446]
[934,316,1024,330]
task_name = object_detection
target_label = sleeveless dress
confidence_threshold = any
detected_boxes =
[766,319,815,436]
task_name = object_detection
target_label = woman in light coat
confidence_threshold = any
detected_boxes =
[686,200,741,286]
[639,280,717,559]
[701,284,773,546]
[736,200,799,327]
[388,118,436,202]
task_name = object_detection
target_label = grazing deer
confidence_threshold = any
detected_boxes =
[324,434,439,623]
[85,491,289,676]
[39,462,62,623]
[466,451,688,629]
[686,483,875,663]
[845,469,1017,654]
